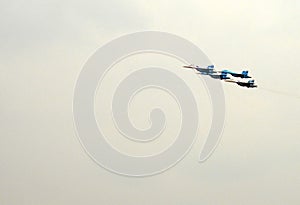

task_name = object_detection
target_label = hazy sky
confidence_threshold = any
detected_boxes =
[1,0,299,204]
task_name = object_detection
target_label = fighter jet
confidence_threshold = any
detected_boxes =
[222,70,251,78]
[225,79,258,88]
[183,64,217,74]
[183,65,230,80]
[209,71,231,80]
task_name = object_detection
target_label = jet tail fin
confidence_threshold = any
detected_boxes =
[207,65,214,69]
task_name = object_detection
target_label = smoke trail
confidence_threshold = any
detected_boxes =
[259,87,300,99]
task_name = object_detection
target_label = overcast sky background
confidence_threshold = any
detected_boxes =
[1,0,299,204]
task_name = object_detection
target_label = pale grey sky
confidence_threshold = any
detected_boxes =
[0,0,299,204]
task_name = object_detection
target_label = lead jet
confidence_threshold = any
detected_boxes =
[183,64,217,74]
[225,79,258,88]
[183,65,230,80]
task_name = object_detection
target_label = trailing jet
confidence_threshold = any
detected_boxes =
[208,71,231,80]
[225,79,258,88]
[222,70,251,78]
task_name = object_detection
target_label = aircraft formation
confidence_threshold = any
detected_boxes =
[183,64,258,88]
